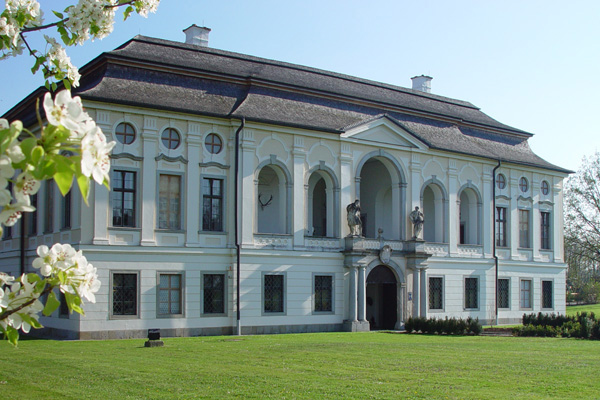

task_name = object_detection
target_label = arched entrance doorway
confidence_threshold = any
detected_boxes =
[366,265,398,330]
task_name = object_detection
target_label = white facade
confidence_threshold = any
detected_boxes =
[0,35,568,339]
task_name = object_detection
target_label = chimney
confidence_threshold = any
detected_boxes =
[411,75,433,93]
[183,24,211,47]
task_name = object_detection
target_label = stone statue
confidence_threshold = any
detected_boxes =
[346,199,363,237]
[410,206,424,239]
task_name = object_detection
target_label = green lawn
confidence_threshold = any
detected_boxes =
[566,303,600,316]
[1,333,599,399]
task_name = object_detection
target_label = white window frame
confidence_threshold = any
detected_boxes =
[156,271,185,318]
[519,278,533,310]
[110,167,140,229]
[200,174,227,233]
[156,172,185,231]
[518,208,531,249]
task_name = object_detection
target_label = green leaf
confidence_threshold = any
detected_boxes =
[77,173,90,205]
[52,10,64,19]
[31,145,45,166]
[18,313,42,330]
[63,78,71,90]
[123,5,134,20]
[43,291,60,316]
[54,157,75,196]
[65,291,84,315]
[26,273,41,284]
[6,326,19,346]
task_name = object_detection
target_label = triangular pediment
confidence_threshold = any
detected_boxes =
[341,116,427,149]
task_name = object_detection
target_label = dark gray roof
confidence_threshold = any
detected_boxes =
[3,35,570,173]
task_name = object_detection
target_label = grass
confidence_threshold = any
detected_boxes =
[566,303,600,317]
[1,333,600,399]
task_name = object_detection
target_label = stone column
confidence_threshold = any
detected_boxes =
[357,265,366,322]
[348,265,357,322]
[419,266,428,317]
[412,268,420,318]
[482,166,493,257]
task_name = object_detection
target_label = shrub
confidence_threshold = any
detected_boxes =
[404,316,481,335]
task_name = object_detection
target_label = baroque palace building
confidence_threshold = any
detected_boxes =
[0,26,569,339]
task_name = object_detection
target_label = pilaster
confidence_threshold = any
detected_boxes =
[140,117,158,246]
[185,122,202,246]
[292,137,306,247]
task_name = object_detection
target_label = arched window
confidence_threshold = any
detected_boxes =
[459,187,481,245]
[256,164,289,234]
[422,182,446,243]
[306,169,338,238]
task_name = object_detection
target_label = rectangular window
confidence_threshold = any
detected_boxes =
[28,194,38,236]
[202,178,223,231]
[542,280,553,309]
[113,170,136,227]
[264,274,284,313]
[158,273,183,315]
[498,278,510,309]
[61,191,71,229]
[520,279,532,309]
[314,275,333,312]
[159,174,181,230]
[428,277,443,310]
[495,207,507,247]
[45,182,54,233]
[541,212,551,250]
[519,209,530,248]
[464,277,478,309]
[203,273,225,314]
[112,273,138,316]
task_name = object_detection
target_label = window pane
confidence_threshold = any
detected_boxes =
[315,275,332,312]
[465,278,478,309]
[429,277,443,310]
[542,281,553,309]
[113,273,137,316]
[204,274,225,314]
[264,275,284,313]
[498,279,509,309]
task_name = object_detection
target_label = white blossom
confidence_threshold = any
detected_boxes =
[44,37,81,87]
[80,125,115,185]
[43,90,89,131]
[136,0,160,17]
[66,0,116,45]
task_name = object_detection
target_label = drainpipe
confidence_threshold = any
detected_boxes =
[492,160,501,326]
[234,117,245,335]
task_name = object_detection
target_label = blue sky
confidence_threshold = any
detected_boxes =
[1,0,598,172]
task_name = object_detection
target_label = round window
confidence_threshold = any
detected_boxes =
[205,133,223,154]
[115,122,136,145]
[161,128,180,150]
[541,180,550,195]
[519,177,529,193]
[496,174,506,189]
